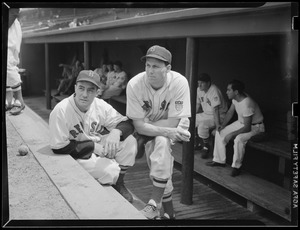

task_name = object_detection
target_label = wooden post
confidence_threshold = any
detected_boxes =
[45,43,51,110]
[181,37,198,205]
[84,41,90,70]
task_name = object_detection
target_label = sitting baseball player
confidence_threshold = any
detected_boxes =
[49,70,137,203]
[126,45,191,219]
[194,73,228,159]
[206,79,265,177]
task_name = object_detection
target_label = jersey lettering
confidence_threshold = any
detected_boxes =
[206,98,211,106]
[160,100,166,110]
[142,100,152,112]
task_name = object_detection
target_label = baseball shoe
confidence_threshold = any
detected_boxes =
[9,104,25,116]
[205,161,226,167]
[231,167,241,177]
[140,199,161,219]
[159,213,176,220]
[200,145,209,159]
[112,183,133,203]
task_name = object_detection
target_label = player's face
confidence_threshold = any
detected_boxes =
[198,81,210,92]
[145,57,171,89]
[74,81,98,112]
[226,84,235,100]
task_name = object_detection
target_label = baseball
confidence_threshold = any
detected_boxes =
[18,145,29,156]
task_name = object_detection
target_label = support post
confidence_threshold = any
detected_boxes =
[181,37,198,205]
[84,41,90,70]
[45,43,51,110]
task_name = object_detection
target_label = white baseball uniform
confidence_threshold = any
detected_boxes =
[213,96,264,169]
[7,18,22,90]
[49,95,137,185]
[126,70,191,195]
[196,84,228,139]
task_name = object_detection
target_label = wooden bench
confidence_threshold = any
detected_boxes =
[171,142,292,222]
[246,110,293,189]
[7,105,146,219]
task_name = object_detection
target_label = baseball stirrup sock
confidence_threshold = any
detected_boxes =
[162,192,172,203]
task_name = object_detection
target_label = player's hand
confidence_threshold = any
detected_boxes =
[104,129,121,159]
[169,127,191,143]
[177,128,191,142]
[94,143,105,157]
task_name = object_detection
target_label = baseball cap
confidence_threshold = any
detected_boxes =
[76,70,101,88]
[141,45,172,64]
[198,73,211,82]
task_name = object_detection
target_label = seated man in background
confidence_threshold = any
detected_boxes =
[206,79,265,177]
[194,73,227,159]
[49,70,137,202]
[101,61,128,100]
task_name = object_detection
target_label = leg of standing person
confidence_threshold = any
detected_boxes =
[9,83,25,115]
[6,87,14,111]
[141,136,174,219]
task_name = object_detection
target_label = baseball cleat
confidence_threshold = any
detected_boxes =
[140,199,161,219]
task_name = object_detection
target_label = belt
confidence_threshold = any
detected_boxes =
[252,122,263,125]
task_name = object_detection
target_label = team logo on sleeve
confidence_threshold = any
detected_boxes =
[175,101,183,111]
[214,96,218,102]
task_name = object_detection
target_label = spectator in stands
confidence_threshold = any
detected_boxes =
[49,70,137,203]
[206,79,265,177]
[6,8,26,115]
[69,18,78,28]
[126,45,191,219]
[194,73,228,159]
[101,61,128,100]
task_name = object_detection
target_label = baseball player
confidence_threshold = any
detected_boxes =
[206,79,265,177]
[126,45,191,219]
[195,73,228,158]
[6,8,26,115]
[49,70,137,203]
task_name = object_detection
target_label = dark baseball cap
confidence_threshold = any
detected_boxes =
[76,70,101,88]
[198,73,211,82]
[141,45,172,64]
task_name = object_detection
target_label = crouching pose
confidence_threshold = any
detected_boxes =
[49,70,137,202]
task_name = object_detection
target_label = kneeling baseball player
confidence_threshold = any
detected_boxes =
[49,70,137,203]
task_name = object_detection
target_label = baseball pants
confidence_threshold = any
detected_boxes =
[196,113,225,139]
[145,136,174,195]
[212,120,265,169]
[77,134,137,185]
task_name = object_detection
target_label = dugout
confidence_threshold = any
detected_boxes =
[7,2,298,205]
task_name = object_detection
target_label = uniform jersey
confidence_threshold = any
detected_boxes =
[49,95,128,150]
[232,96,264,124]
[126,70,191,122]
[196,84,227,116]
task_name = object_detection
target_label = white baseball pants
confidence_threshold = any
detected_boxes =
[145,136,174,195]
[212,120,265,169]
[77,134,137,185]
